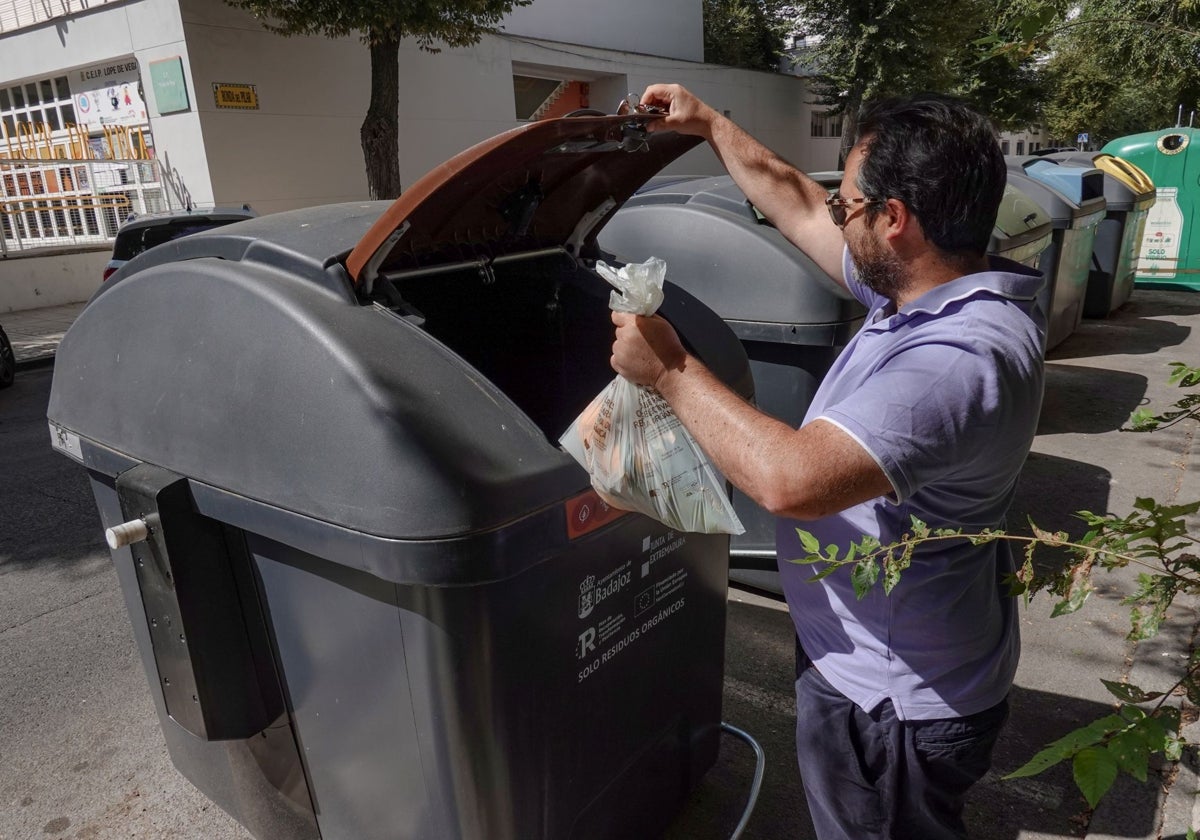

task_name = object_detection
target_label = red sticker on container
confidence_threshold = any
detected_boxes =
[565,489,628,539]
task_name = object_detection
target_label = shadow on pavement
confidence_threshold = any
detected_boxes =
[1048,295,1194,362]
[971,683,1160,840]
[1118,290,1200,320]
[665,593,810,840]
[1008,450,1113,561]
[1037,363,1147,436]
[0,367,105,576]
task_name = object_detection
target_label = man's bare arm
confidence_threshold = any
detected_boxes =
[611,313,892,519]
[641,83,847,284]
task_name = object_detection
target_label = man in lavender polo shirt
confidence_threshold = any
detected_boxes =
[611,85,1045,838]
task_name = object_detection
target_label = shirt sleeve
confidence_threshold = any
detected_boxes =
[816,337,1009,504]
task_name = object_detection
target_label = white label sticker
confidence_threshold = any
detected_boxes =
[1138,187,1184,279]
[48,423,83,460]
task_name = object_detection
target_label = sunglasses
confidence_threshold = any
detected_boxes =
[825,192,884,228]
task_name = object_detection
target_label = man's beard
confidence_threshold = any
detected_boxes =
[850,232,909,301]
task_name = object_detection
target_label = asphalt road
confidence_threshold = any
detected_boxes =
[0,366,252,840]
[4,289,1200,840]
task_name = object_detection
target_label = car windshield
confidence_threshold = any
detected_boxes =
[112,220,234,261]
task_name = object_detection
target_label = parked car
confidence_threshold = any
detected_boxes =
[1029,146,1083,156]
[0,323,14,388]
[103,205,258,281]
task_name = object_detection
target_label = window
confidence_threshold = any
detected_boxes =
[0,74,76,157]
[1001,141,1010,155]
[1016,140,1025,155]
[811,111,842,139]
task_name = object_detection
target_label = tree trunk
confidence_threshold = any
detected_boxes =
[362,30,402,200]
[838,92,862,171]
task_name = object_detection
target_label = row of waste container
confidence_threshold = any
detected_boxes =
[44,114,1158,840]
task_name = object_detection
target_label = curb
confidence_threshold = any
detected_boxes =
[1159,720,1200,839]
[15,354,55,372]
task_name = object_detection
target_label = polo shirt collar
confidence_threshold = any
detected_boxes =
[884,256,1043,323]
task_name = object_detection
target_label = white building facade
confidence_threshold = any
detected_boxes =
[999,127,1050,157]
[0,0,829,235]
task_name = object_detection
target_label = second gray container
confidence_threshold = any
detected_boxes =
[1006,162,1106,350]
[1041,151,1157,316]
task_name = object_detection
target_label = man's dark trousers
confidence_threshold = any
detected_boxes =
[793,661,1008,839]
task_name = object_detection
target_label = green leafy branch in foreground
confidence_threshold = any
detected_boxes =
[789,362,1200,810]
[1129,363,1200,431]
[792,499,1200,809]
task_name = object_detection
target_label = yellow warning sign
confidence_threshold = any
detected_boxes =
[213,83,259,110]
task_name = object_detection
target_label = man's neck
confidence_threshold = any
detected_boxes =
[892,252,990,310]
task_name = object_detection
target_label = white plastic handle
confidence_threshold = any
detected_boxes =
[106,518,149,550]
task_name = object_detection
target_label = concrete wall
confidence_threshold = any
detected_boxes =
[501,0,703,62]
[3,0,829,216]
[178,0,370,213]
[0,248,107,313]
[391,36,823,190]
[2,0,833,257]
[176,0,826,213]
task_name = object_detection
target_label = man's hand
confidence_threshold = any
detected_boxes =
[640,84,721,138]
[611,312,688,390]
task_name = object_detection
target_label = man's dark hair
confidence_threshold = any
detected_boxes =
[853,93,1005,261]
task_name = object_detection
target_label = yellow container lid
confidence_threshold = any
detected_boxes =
[1093,153,1155,194]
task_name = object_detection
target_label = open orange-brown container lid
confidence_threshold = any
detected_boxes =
[346,114,702,289]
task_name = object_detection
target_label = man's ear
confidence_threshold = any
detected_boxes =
[880,197,918,244]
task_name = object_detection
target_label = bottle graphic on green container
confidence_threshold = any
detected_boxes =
[1141,186,1183,279]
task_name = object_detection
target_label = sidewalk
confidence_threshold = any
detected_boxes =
[5,291,1200,839]
[3,302,86,367]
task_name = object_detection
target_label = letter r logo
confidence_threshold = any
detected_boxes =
[577,627,596,659]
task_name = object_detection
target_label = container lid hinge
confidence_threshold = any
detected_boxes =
[360,221,410,296]
[565,197,617,257]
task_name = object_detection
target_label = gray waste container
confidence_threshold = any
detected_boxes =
[599,174,866,594]
[1006,162,1106,350]
[1041,152,1157,316]
[47,116,754,840]
[813,171,1054,273]
[990,182,1053,269]
[813,171,1054,277]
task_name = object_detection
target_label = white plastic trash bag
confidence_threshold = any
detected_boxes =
[559,258,744,536]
